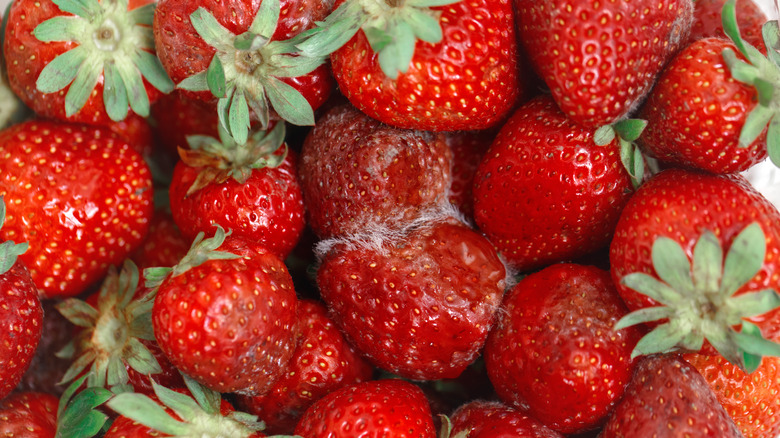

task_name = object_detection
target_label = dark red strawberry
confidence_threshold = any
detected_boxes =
[601,354,742,437]
[447,400,564,438]
[236,299,374,435]
[16,300,72,397]
[0,119,154,298]
[484,263,642,435]
[293,379,436,438]
[689,0,766,47]
[150,90,220,158]
[515,0,693,129]
[3,0,173,125]
[168,123,305,259]
[472,96,634,272]
[0,392,58,437]
[445,130,494,221]
[130,210,190,271]
[0,196,43,401]
[148,227,298,395]
[317,217,506,380]
[298,103,451,239]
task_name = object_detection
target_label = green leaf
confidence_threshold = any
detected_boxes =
[631,145,644,186]
[228,89,250,145]
[762,21,780,66]
[691,230,723,292]
[153,382,203,421]
[593,125,616,146]
[128,2,156,26]
[769,115,780,167]
[58,387,113,436]
[207,55,227,99]
[34,16,86,42]
[613,119,648,142]
[741,322,766,373]
[248,0,280,39]
[721,0,751,59]
[36,46,88,93]
[613,306,675,330]
[727,289,780,319]
[56,411,108,438]
[619,139,643,188]
[103,62,130,122]
[404,8,442,44]
[114,57,151,118]
[269,53,326,78]
[58,374,90,421]
[59,351,97,386]
[294,1,364,57]
[234,32,269,51]
[106,393,190,435]
[51,0,100,18]
[722,48,760,84]
[263,77,315,126]
[652,236,695,293]
[0,240,28,276]
[631,323,686,358]
[124,337,163,376]
[190,7,235,51]
[733,323,780,357]
[177,71,209,92]
[56,299,98,327]
[739,105,773,148]
[721,223,766,296]
[406,0,460,6]
[133,50,175,94]
[143,267,172,290]
[375,20,416,79]
[64,56,103,117]
[621,272,683,306]
[182,374,221,415]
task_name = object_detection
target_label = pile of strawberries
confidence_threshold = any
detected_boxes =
[0,0,779,436]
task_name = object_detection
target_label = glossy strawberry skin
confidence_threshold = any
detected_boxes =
[2,0,161,126]
[601,354,742,437]
[484,263,642,435]
[0,392,58,437]
[152,235,298,396]
[317,219,506,380]
[0,262,43,401]
[169,148,306,259]
[331,0,521,132]
[688,0,766,47]
[293,379,436,438]
[0,120,154,298]
[684,353,780,438]
[298,104,451,239]
[515,0,693,128]
[638,38,766,174]
[449,400,564,438]
[609,169,780,349]
[237,299,374,435]
[473,96,634,272]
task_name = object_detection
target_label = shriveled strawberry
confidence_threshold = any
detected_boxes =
[299,103,451,239]
[316,217,506,380]
[684,353,780,438]
[473,96,634,272]
[130,210,190,271]
[610,168,780,372]
[236,299,374,435]
[484,263,642,435]
[0,196,43,401]
[0,392,58,437]
[3,0,173,125]
[515,0,693,129]
[293,379,436,438]
[0,119,154,298]
[447,400,564,438]
[148,227,298,395]
[689,0,766,47]
[169,123,305,259]
[601,354,742,437]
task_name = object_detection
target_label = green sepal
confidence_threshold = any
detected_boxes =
[613,119,648,142]
[769,116,780,167]
[51,0,101,18]
[720,222,765,296]
[728,289,780,319]
[613,306,675,331]
[762,20,780,66]
[36,46,88,94]
[59,350,98,386]
[593,125,616,146]
[234,32,270,51]
[371,20,416,79]
[143,267,172,290]
[293,1,365,58]
[181,373,221,415]
[133,50,175,94]
[189,7,235,51]
[404,8,443,44]
[177,71,210,92]
[263,76,315,126]
[652,236,695,293]
[106,392,191,435]
[56,299,99,328]
[618,137,644,188]
[248,0,280,38]
[621,273,682,306]
[104,61,130,122]
[34,16,88,42]
[630,323,687,358]
[691,230,723,294]
[123,337,163,377]
[153,381,205,422]
[228,89,250,144]
[741,322,765,373]
[128,2,156,26]
[55,376,113,438]
[738,104,773,148]
[161,226,241,281]
[0,198,29,275]
[207,55,228,99]
[65,56,103,117]
[116,58,151,118]
[105,356,129,389]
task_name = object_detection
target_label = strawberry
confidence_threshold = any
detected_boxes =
[236,299,375,435]
[609,168,780,372]
[514,0,694,129]
[0,392,58,437]
[472,96,634,272]
[300,0,522,131]
[639,1,778,172]
[316,217,506,380]
[0,119,154,298]
[298,103,452,239]
[0,196,43,401]
[148,227,298,395]
[150,90,220,159]
[153,0,334,143]
[168,123,305,259]
[129,210,190,271]
[689,0,767,47]
[684,353,780,438]
[484,263,642,435]
[601,354,742,437]
[293,379,436,438]
[445,130,494,221]
[2,0,173,125]
[447,400,564,438]
[16,300,72,397]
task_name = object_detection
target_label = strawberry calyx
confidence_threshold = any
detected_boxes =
[594,119,648,188]
[0,196,29,276]
[33,0,174,122]
[143,226,240,290]
[180,122,288,196]
[106,375,269,437]
[615,222,780,374]
[176,0,323,144]
[721,0,780,167]
[55,375,114,438]
[55,260,162,389]
[294,0,460,79]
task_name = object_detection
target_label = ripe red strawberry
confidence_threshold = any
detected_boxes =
[0,119,154,298]
[236,299,374,435]
[601,354,742,437]
[150,90,220,158]
[105,113,156,162]
[130,210,190,271]
[515,0,694,129]
[311,0,522,132]
[316,217,506,380]
[293,379,436,437]
[684,353,780,438]
[3,0,173,125]
[168,123,305,259]
[298,103,452,239]
[0,392,58,437]
[445,130,494,221]
[484,263,642,435]
[0,196,43,401]
[689,0,766,47]
[447,400,564,438]
[609,168,780,371]
[149,227,298,395]
[472,96,634,272]
[153,0,334,143]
